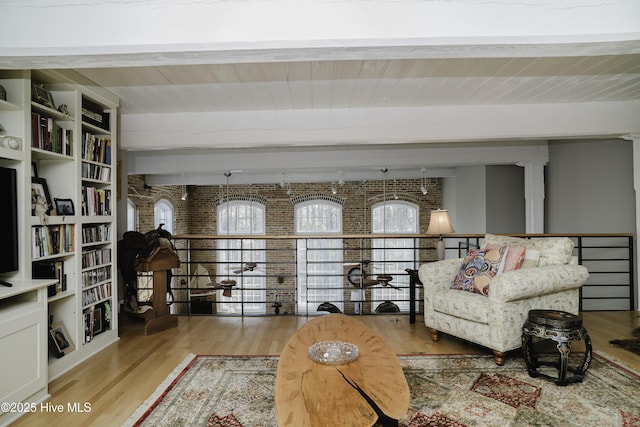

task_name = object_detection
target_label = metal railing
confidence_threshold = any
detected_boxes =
[137,233,635,318]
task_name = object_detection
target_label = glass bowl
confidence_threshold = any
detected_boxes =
[308,340,359,365]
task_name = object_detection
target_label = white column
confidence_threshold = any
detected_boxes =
[518,162,546,233]
[621,134,640,311]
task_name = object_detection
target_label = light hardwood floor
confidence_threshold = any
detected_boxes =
[11,311,640,427]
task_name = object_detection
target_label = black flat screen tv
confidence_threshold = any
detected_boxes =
[0,166,19,275]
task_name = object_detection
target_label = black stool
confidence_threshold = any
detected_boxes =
[522,309,592,386]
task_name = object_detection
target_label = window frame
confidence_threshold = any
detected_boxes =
[295,200,343,315]
[217,200,266,314]
[371,200,419,312]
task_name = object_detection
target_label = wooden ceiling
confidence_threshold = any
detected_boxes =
[4,1,639,184]
[77,55,640,115]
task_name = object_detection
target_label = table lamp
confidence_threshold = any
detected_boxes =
[427,209,455,260]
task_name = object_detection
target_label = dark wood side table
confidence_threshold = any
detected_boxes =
[405,269,423,324]
[522,309,593,386]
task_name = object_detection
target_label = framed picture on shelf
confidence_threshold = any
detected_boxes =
[49,321,75,358]
[31,176,52,215]
[93,305,104,335]
[31,83,56,110]
[54,198,75,216]
[83,310,93,343]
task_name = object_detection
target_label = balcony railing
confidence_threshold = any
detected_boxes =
[135,233,634,318]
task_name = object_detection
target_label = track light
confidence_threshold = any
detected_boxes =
[181,185,188,201]
[331,182,337,195]
[420,167,428,195]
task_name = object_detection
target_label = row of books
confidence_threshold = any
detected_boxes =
[32,224,75,259]
[81,162,111,182]
[82,282,112,307]
[31,112,73,155]
[82,223,112,244]
[82,265,112,288]
[82,248,112,269]
[82,186,112,216]
[82,133,111,165]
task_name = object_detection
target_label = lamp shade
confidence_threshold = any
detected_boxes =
[427,209,455,235]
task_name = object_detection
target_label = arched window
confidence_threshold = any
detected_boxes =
[154,199,174,234]
[371,201,419,312]
[295,200,343,314]
[127,199,137,232]
[217,200,266,314]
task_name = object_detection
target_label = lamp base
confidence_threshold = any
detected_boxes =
[435,239,446,260]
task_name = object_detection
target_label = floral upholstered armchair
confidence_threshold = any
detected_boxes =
[418,234,589,365]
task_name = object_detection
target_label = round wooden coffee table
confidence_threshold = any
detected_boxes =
[275,314,410,426]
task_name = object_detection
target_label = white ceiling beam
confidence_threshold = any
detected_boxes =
[129,140,548,185]
[1,1,639,69]
[121,101,640,151]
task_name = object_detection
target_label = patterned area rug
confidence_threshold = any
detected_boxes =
[123,353,640,427]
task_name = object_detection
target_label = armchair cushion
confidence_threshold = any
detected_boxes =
[434,289,490,323]
[483,234,574,266]
[450,247,508,295]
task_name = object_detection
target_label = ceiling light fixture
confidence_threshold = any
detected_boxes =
[420,167,428,195]
[331,181,337,195]
[181,184,188,201]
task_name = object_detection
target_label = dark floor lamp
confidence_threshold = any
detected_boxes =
[427,209,455,260]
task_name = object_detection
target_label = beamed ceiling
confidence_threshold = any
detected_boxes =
[2,0,640,185]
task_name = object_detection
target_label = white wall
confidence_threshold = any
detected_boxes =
[447,166,487,234]
[547,139,635,233]
[486,165,525,234]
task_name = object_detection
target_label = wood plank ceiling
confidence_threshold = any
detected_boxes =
[78,55,640,115]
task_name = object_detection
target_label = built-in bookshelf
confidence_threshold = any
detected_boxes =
[0,68,119,416]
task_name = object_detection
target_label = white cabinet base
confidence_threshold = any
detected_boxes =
[0,282,53,427]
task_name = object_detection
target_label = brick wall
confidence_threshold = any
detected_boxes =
[126,175,442,315]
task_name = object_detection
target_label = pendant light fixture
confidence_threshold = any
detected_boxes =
[420,168,428,195]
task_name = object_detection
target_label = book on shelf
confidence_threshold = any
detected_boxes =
[82,265,112,288]
[32,224,75,258]
[82,247,112,269]
[82,186,111,216]
[82,133,111,164]
[31,112,73,155]
[82,282,112,307]
[82,97,110,131]
[82,223,112,244]
[81,162,111,182]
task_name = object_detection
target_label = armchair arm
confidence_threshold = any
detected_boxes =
[419,258,463,292]
[488,264,589,302]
